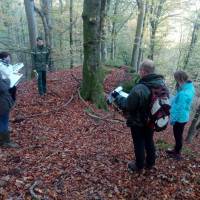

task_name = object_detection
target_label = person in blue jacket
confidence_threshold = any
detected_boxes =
[167,70,195,159]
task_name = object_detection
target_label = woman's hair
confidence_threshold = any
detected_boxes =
[174,70,189,83]
[0,51,11,60]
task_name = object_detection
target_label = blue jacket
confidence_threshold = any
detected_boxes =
[170,81,195,124]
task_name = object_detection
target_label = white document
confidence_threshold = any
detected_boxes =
[119,91,129,98]
[0,62,24,87]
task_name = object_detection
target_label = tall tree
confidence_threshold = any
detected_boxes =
[183,13,200,69]
[148,0,166,60]
[110,0,120,60]
[137,0,148,67]
[131,0,145,71]
[100,0,111,63]
[24,0,37,77]
[81,0,107,108]
[70,0,74,68]
[24,0,37,49]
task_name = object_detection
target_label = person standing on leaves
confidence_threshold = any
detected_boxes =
[31,37,50,96]
[0,55,18,148]
[166,71,195,160]
[112,59,167,172]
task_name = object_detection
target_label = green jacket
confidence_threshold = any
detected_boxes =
[31,45,50,71]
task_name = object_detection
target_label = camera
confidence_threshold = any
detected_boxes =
[106,86,128,104]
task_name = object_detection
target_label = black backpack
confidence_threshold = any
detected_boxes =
[146,84,171,132]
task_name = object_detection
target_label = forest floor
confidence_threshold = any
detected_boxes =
[0,66,200,200]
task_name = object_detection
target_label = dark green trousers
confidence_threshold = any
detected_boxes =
[37,70,46,95]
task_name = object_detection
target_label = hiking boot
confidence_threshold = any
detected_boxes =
[2,141,19,148]
[145,164,155,170]
[0,132,19,148]
[166,148,176,155]
[127,161,143,173]
[166,148,182,160]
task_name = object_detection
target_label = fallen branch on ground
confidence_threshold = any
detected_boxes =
[29,180,42,200]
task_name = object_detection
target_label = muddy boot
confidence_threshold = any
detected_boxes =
[0,132,19,148]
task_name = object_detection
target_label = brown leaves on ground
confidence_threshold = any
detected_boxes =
[0,67,199,200]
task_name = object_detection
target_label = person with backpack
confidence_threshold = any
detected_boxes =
[111,59,169,172]
[166,71,195,160]
[31,37,50,96]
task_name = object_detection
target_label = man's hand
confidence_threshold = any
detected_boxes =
[111,91,119,98]
[33,70,38,79]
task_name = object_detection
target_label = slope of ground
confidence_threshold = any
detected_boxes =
[0,67,199,200]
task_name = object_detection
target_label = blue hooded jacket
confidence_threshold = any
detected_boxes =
[170,81,195,124]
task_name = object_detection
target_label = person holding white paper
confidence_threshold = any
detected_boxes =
[0,68,18,147]
[0,52,19,101]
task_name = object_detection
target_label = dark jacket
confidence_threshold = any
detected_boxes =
[0,74,14,115]
[115,73,165,127]
[31,45,50,71]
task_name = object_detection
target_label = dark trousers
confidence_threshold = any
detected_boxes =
[173,122,186,153]
[9,86,17,102]
[0,112,9,133]
[37,70,46,95]
[130,126,155,169]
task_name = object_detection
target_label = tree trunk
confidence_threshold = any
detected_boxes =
[70,0,74,68]
[81,0,107,109]
[148,28,156,60]
[148,0,166,60]
[137,0,148,68]
[40,0,54,71]
[110,0,120,60]
[24,0,37,77]
[131,0,145,71]
[100,0,111,63]
[183,16,200,69]
[186,104,200,143]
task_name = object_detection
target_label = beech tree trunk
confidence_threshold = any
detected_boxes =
[183,14,200,69]
[110,0,119,60]
[131,0,145,71]
[70,0,74,68]
[186,104,200,143]
[81,0,107,109]
[24,0,37,77]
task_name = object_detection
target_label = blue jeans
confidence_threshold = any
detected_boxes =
[0,112,9,133]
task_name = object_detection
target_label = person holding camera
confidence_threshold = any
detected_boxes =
[111,59,166,172]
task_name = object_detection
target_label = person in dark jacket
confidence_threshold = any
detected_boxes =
[166,71,195,159]
[113,59,166,172]
[0,52,17,102]
[31,37,50,96]
[0,73,18,147]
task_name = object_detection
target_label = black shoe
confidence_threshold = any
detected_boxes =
[145,164,155,170]
[127,161,143,173]
[166,148,176,155]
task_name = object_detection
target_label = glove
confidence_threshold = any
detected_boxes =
[111,91,119,98]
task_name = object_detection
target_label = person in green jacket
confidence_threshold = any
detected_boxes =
[32,37,50,96]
